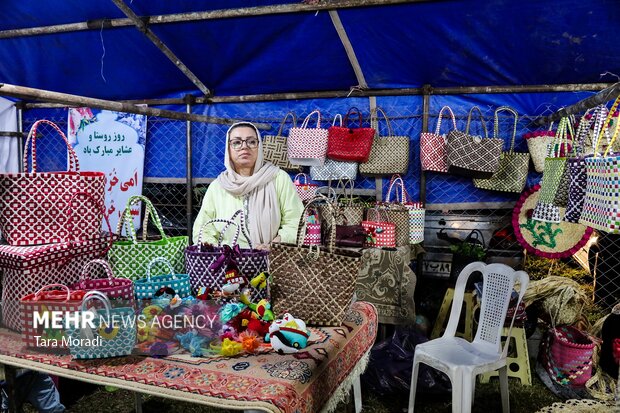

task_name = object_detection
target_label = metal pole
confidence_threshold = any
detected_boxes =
[185,97,194,240]
[533,82,620,126]
[16,104,23,173]
[111,0,211,97]
[0,0,430,39]
[0,83,274,127]
[417,85,431,282]
[22,83,614,107]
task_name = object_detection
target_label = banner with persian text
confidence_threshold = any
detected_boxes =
[68,108,147,232]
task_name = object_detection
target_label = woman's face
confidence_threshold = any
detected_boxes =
[228,126,259,173]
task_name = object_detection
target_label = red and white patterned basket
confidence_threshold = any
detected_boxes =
[362,209,396,248]
[293,173,319,202]
[20,284,87,350]
[287,110,329,166]
[420,106,458,173]
[0,120,106,246]
[69,259,133,302]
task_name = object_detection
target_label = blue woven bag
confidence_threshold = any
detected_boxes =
[65,291,136,359]
[134,257,191,300]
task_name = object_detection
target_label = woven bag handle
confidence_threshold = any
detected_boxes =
[386,174,410,203]
[493,106,519,153]
[332,114,343,127]
[465,106,489,138]
[335,178,356,204]
[366,206,391,223]
[117,196,167,244]
[300,110,321,129]
[343,107,364,128]
[572,108,597,157]
[549,118,569,158]
[276,112,297,137]
[80,291,112,321]
[588,105,611,156]
[196,218,240,246]
[370,107,395,138]
[34,284,71,301]
[294,173,310,185]
[146,257,177,283]
[435,106,458,135]
[294,198,336,251]
[65,191,114,254]
[80,259,114,282]
[23,119,79,173]
[217,209,254,249]
[316,185,338,204]
[596,96,620,157]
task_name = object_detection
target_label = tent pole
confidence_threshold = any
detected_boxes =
[21,83,613,107]
[185,95,194,240]
[111,0,211,97]
[0,1,429,39]
[0,83,274,128]
[532,82,620,126]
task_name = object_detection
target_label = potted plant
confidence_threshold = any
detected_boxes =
[449,230,487,282]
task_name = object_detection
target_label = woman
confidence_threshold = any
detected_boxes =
[193,122,303,250]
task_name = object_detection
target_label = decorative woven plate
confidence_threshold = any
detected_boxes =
[512,184,593,259]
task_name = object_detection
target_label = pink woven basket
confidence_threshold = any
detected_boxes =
[543,326,595,387]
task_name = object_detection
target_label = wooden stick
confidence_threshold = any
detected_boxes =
[0,1,428,39]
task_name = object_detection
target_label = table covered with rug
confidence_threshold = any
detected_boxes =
[0,301,377,413]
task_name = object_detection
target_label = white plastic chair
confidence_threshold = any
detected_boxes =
[408,262,529,413]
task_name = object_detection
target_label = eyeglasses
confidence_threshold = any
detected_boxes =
[229,138,259,150]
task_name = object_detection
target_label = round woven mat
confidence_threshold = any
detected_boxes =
[535,398,616,413]
[512,184,593,259]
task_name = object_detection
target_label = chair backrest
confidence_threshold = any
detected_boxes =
[444,262,529,356]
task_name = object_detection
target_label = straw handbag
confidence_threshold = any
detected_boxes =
[287,110,329,166]
[326,107,375,162]
[473,106,530,193]
[525,123,556,173]
[420,106,457,173]
[310,115,358,180]
[0,120,106,246]
[532,118,572,223]
[360,107,410,175]
[262,112,301,171]
[447,106,504,178]
[269,199,363,326]
[565,106,607,223]
[580,96,620,233]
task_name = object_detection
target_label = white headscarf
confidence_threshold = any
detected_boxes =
[217,122,281,245]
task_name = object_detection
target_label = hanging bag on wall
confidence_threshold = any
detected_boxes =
[269,199,363,326]
[108,195,188,281]
[326,107,375,162]
[360,107,410,175]
[70,259,133,302]
[293,173,319,202]
[531,117,572,223]
[65,291,136,359]
[287,110,329,166]
[525,122,556,173]
[134,257,191,300]
[580,96,620,233]
[565,106,607,223]
[447,106,503,178]
[420,105,458,173]
[0,119,106,246]
[262,112,301,171]
[310,115,358,180]
[552,115,576,208]
[473,106,530,193]
[377,175,413,247]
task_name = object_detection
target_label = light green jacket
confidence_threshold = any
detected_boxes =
[192,170,304,247]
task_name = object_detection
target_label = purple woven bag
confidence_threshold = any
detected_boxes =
[185,210,269,300]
